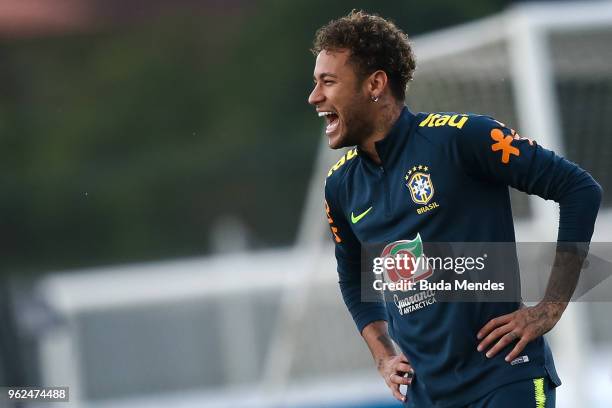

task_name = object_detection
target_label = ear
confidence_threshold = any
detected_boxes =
[365,70,388,99]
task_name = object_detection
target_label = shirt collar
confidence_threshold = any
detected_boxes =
[357,106,416,167]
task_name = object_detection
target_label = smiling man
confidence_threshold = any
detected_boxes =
[309,10,602,408]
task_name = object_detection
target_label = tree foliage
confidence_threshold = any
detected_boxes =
[0,0,512,274]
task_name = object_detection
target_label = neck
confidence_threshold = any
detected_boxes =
[359,101,403,165]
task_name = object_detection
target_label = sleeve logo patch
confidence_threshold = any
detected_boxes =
[490,123,535,164]
[325,200,342,243]
[490,128,520,164]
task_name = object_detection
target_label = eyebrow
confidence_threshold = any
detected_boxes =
[313,72,338,81]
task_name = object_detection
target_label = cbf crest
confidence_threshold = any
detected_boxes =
[405,165,440,215]
[405,165,434,204]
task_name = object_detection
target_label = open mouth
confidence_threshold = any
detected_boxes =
[318,111,340,134]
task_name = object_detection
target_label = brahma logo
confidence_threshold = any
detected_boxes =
[379,233,433,288]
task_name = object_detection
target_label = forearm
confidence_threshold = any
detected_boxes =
[538,249,585,317]
[361,320,397,372]
[541,177,601,315]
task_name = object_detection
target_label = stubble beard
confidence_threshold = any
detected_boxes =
[335,98,376,149]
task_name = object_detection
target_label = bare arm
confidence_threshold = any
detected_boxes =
[362,320,397,369]
[362,320,413,402]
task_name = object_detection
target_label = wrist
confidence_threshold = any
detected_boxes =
[376,353,397,372]
[535,301,566,319]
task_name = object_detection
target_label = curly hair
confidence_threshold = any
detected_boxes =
[311,10,416,101]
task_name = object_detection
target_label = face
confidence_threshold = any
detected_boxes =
[308,49,375,149]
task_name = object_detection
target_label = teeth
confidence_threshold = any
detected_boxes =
[317,111,335,117]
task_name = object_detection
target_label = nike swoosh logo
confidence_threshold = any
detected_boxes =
[351,207,373,224]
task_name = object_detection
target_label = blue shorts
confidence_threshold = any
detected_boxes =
[467,376,556,408]
[404,376,556,408]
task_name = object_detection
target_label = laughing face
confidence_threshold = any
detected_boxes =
[308,49,375,149]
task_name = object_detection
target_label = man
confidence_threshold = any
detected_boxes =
[309,11,602,408]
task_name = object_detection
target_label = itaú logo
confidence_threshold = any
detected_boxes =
[377,233,433,286]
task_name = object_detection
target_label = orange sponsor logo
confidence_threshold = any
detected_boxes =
[490,128,520,164]
[325,200,342,243]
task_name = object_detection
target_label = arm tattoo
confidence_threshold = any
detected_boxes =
[375,334,396,371]
[377,334,396,354]
[543,250,584,304]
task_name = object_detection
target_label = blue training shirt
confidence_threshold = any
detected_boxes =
[323,107,602,407]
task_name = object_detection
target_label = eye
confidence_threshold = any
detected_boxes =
[324,80,335,85]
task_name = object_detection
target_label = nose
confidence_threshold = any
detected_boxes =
[308,83,324,106]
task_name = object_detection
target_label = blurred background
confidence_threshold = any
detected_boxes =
[1,0,611,407]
